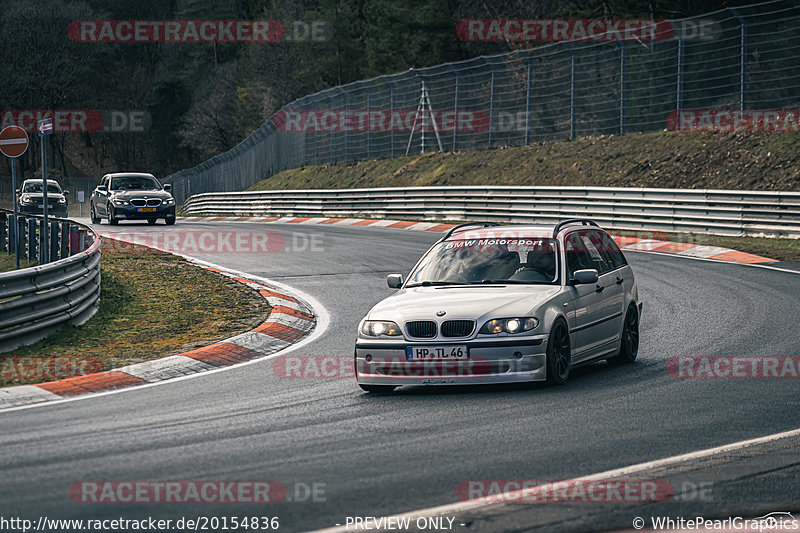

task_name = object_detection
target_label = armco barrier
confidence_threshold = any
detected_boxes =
[0,211,101,353]
[181,186,800,238]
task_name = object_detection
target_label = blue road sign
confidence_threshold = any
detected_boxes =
[37,118,54,136]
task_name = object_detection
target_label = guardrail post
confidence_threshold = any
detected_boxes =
[50,220,60,261]
[0,215,6,253]
[27,218,37,262]
[60,221,69,258]
[730,8,747,111]
[8,215,15,254]
[619,42,627,135]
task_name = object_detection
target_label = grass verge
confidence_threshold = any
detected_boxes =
[0,240,272,387]
[0,254,38,273]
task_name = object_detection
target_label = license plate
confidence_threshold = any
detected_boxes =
[406,345,469,360]
[138,207,157,212]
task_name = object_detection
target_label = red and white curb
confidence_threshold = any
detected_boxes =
[178,216,778,264]
[0,260,316,410]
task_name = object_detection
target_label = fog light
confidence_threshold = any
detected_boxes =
[365,354,372,364]
[513,351,523,359]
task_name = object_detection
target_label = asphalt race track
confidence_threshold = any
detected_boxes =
[1,220,799,532]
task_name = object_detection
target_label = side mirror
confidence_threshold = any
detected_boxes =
[97,185,107,193]
[163,184,172,191]
[386,274,404,289]
[571,269,599,285]
[62,190,69,196]
[15,188,20,194]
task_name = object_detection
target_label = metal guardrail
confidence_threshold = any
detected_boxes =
[182,186,800,238]
[0,211,101,353]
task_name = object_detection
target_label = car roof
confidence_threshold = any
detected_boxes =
[446,221,606,241]
[22,179,61,186]
[105,172,157,178]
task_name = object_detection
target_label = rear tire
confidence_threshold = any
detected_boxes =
[90,204,100,224]
[607,304,640,366]
[359,384,396,393]
[546,318,571,385]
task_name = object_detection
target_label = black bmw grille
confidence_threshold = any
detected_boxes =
[441,320,475,337]
[130,198,162,207]
[406,321,437,338]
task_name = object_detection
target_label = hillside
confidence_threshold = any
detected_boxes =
[248,131,800,192]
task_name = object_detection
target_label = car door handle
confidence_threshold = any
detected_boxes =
[616,277,624,285]
[595,284,605,293]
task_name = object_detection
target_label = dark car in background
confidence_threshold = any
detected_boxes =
[16,179,69,218]
[90,172,176,225]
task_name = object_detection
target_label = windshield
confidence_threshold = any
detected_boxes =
[109,176,161,191]
[407,237,560,286]
[22,182,62,194]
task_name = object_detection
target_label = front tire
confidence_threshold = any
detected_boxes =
[359,384,396,393]
[90,204,100,224]
[546,318,571,385]
[165,217,176,226]
[607,304,640,365]
[148,218,157,225]
[108,206,118,225]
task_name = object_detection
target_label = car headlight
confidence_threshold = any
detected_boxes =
[163,198,175,205]
[360,320,403,337]
[112,199,129,206]
[20,196,33,204]
[479,317,539,335]
[58,197,67,204]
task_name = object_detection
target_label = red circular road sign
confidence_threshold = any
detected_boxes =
[0,125,29,158]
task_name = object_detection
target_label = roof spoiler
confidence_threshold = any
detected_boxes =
[552,219,599,238]
[441,222,500,240]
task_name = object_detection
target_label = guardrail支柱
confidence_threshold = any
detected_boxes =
[181,185,800,238]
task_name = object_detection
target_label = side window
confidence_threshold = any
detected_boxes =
[565,233,593,277]
[579,233,613,275]
[586,231,620,274]
[601,232,628,269]
[100,176,108,188]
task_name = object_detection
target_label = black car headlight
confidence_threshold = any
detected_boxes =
[479,317,539,335]
[360,320,403,337]
[20,196,33,205]
[58,197,67,204]
[163,198,175,206]
[112,199,129,206]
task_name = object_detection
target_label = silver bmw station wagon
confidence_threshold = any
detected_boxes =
[355,220,642,392]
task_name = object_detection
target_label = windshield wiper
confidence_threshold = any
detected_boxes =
[406,281,470,287]
[470,279,545,285]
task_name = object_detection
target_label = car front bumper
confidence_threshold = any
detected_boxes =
[355,335,549,386]
[112,204,176,220]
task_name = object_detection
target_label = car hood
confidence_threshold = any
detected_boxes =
[366,284,562,323]
[21,193,66,201]
[110,190,172,199]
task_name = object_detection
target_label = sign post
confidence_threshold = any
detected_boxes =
[0,125,30,269]
[38,118,54,264]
